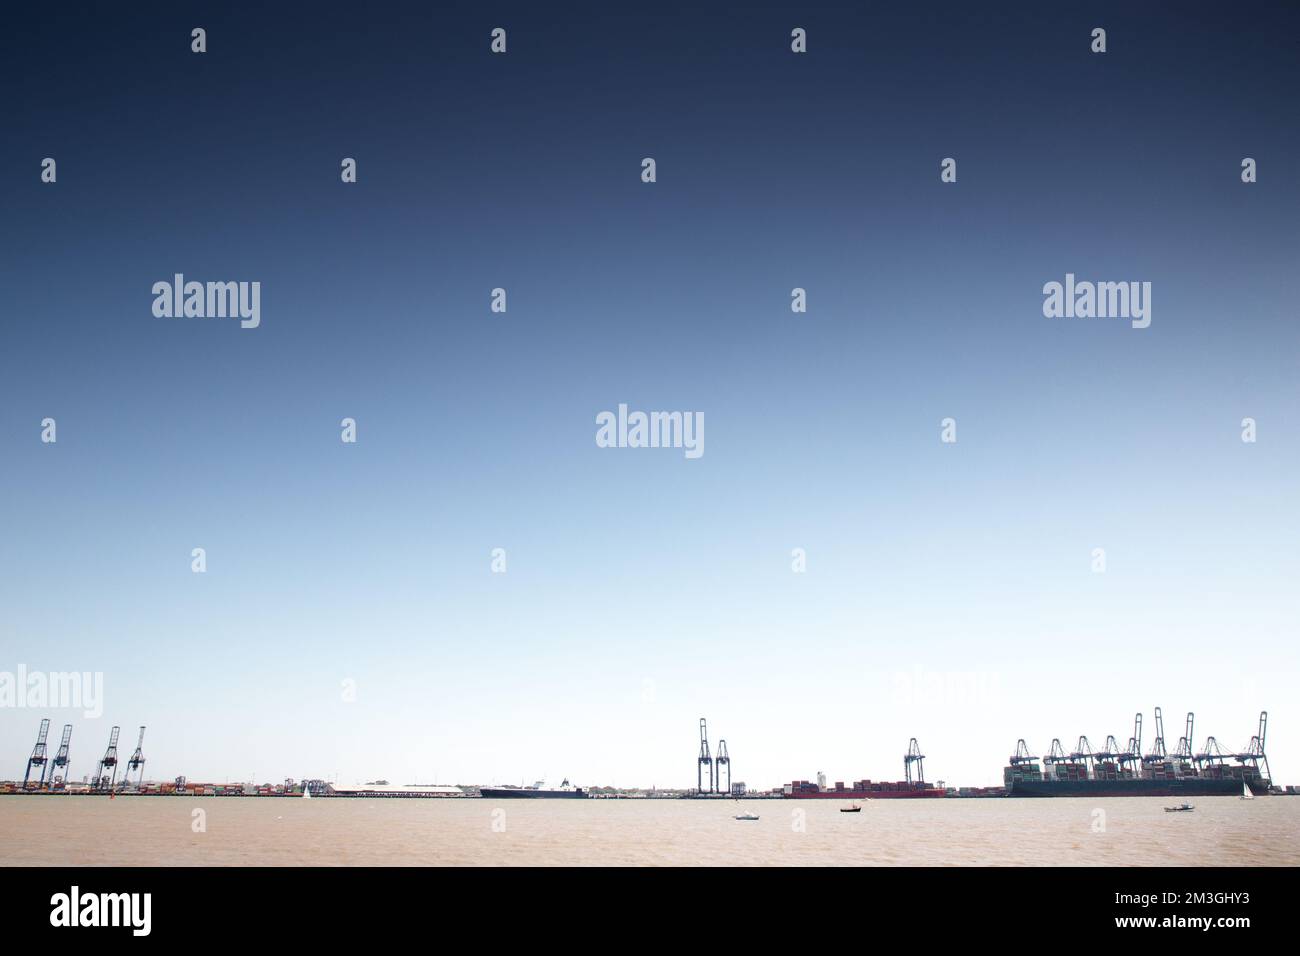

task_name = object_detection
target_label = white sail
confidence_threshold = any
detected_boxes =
[303,784,312,799]
[1241,781,1253,800]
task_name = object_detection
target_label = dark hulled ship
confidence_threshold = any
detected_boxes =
[1004,709,1272,798]
[479,778,587,799]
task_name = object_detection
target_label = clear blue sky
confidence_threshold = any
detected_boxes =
[1,2,1297,788]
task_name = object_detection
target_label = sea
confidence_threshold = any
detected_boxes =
[2,795,1297,866]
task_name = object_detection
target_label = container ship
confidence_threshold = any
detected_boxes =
[1004,709,1272,798]
[784,779,946,799]
[784,738,946,799]
[479,778,587,799]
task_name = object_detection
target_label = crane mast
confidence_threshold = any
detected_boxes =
[126,726,147,788]
[715,738,731,795]
[95,725,121,792]
[904,737,926,784]
[49,724,73,789]
[23,719,51,790]
[697,718,714,794]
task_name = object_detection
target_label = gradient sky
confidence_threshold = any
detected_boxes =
[2,2,1297,789]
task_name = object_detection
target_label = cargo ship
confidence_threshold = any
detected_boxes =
[1004,709,1272,798]
[479,778,587,799]
[784,778,946,799]
[784,738,946,799]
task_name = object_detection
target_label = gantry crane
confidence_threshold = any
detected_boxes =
[1142,706,1167,769]
[95,726,120,792]
[1234,711,1271,784]
[125,726,146,788]
[23,719,51,790]
[1118,712,1142,776]
[1194,736,1229,770]
[1070,736,1096,775]
[904,738,926,784]
[1043,737,1069,773]
[697,718,714,794]
[1009,739,1039,768]
[1171,712,1195,767]
[1071,738,1092,780]
[1093,735,1122,778]
[49,724,72,789]
[715,738,731,794]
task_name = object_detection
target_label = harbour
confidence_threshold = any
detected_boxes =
[4,708,1292,804]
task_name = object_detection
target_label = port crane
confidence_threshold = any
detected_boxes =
[904,738,926,784]
[1117,712,1142,776]
[1094,734,1130,779]
[1009,739,1038,768]
[1043,738,1070,774]
[1193,736,1229,770]
[94,725,121,792]
[49,724,73,789]
[125,726,147,788]
[715,738,731,794]
[1141,706,1168,769]
[1233,711,1271,783]
[1069,736,1096,774]
[1171,712,1195,766]
[697,718,714,794]
[23,719,51,790]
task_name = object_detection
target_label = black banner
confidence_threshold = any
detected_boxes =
[0,866,1281,940]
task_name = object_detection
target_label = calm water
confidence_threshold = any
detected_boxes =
[3,796,1297,866]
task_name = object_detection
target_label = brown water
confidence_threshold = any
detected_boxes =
[2,796,1297,866]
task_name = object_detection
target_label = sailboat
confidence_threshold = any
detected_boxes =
[1240,782,1254,800]
[302,784,311,800]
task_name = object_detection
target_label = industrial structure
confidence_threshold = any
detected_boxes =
[693,718,740,795]
[49,724,72,789]
[23,719,51,789]
[904,737,925,784]
[5,710,1283,799]
[93,725,121,792]
[715,738,731,794]
[125,726,147,788]
[697,718,713,793]
[785,738,945,798]
[1004,709,1273,796]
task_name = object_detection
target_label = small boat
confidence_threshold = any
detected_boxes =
[1240,782,1254,801]
[840,805,862,813]
[1164,803,1194,812]
[735,813,759,821]
[303,785,311,800]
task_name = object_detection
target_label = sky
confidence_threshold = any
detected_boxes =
[1,1,1297,790]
